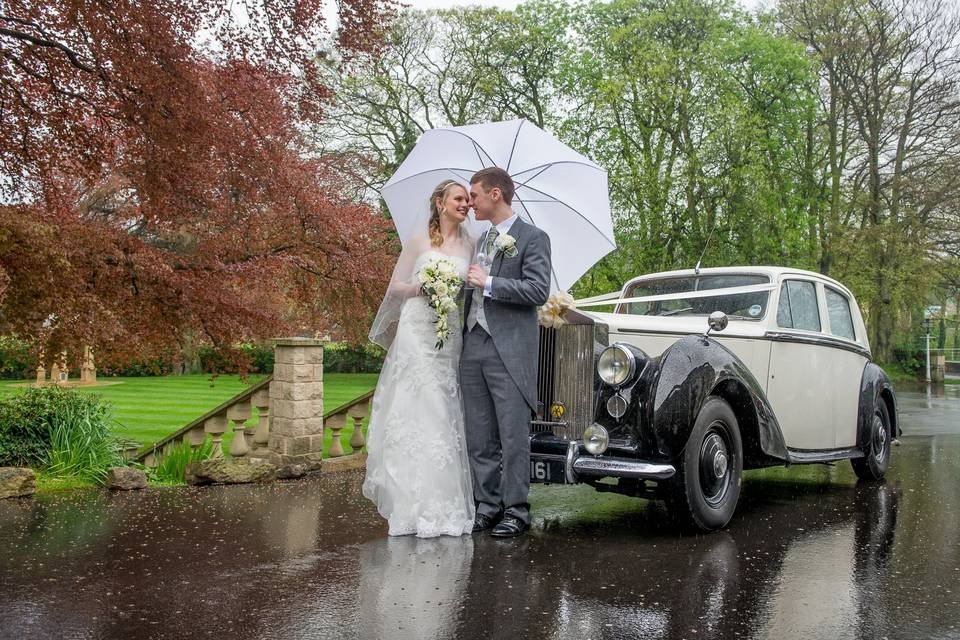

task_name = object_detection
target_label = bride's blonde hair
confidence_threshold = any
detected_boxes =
[428,180,466,248]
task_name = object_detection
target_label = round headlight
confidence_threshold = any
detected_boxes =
[607,393,628,419]
[597,345,636,386]
[583,424,609,455]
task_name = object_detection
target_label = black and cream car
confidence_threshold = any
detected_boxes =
[530,267,899,531]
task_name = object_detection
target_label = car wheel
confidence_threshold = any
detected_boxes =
[852,400,891,481]
[667,396,743,532]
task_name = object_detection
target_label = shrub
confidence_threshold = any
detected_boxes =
[0,387,125,481]
[244,343,275,374]
[43,393,125,483]
[323,343,385,373]
[198,342,384,374]
[0,386,68,466]
[148,438,214,485]
[891,348,924,374]
[198,343,273,375]
[98,357,174,377]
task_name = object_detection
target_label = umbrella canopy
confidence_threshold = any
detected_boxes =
[380,119,616,292]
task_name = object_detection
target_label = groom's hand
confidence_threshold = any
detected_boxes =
[467,265,487,288]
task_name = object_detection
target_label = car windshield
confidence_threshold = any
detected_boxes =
[617,274,771,320]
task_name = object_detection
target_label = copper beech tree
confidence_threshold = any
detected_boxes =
[0,0,396,369]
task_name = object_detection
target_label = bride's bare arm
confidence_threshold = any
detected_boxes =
[387,234,430,299]
[388,279,421,298]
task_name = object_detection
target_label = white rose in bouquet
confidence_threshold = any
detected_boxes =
[417,256,465,349]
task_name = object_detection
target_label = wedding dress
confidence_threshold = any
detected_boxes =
[362,249,476,537]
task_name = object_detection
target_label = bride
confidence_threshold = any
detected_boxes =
[363,179,476,538]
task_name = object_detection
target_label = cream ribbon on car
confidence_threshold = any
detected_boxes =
[572,283,778,309]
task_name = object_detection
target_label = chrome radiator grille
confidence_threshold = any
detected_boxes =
[536,327,558,419]
[535,318,605,441]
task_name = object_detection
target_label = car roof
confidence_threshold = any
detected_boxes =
[621,266,855,298]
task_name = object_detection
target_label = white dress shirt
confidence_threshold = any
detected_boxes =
[483,212,518,297]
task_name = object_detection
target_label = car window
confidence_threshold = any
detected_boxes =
[619,274,770,319]
[776,280,821,331]
[825,287,856,340]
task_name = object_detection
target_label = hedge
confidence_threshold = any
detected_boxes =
[0,339,385,379]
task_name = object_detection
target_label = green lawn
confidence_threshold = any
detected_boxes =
[0,373,380,449]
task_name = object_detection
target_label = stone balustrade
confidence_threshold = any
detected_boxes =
[137,339,373,476]
[322,390,373,460]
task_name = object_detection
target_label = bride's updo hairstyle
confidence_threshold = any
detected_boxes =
[428,179,464,248]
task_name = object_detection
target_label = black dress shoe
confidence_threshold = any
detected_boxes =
[490,515,529,538]
[473,512,499,532]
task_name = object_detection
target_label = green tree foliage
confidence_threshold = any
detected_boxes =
[320,0,960,359]
[314,1,571,189]
[561,0,819,295]
[781,0,960,360]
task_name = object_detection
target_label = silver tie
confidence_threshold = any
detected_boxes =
[467,228,499,332]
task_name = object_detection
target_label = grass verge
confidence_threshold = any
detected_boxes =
[876,360,921,384]
[0,373,379,446]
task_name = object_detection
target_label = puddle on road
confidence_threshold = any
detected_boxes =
[1,388,958,639]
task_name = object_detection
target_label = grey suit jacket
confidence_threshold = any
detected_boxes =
[463,217,552,411]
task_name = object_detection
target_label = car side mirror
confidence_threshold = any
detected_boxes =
[706,311,728,336]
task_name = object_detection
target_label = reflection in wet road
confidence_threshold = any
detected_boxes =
[2,386,959,639]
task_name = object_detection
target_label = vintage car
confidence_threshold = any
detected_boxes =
[530,266,899,531]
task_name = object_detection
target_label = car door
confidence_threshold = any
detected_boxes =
[765,278,836,450]
[821,285,869,448]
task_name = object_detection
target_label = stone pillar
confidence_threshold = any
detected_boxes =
[55,351,69,385]
[269,338,325,466]
[80,346,96,384]
[932,353,946,383]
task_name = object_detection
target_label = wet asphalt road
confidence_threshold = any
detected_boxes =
[2,385,959,640]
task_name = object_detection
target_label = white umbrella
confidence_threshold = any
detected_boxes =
[379,119,616,292]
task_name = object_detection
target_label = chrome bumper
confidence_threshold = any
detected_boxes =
[564,440,676,482]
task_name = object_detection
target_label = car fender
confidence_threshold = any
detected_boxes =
[625,334,789,464]
[858,363,900,446]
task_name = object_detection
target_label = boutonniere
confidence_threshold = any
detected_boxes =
[494,233,518,258]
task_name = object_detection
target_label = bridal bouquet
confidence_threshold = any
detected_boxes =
[417,257,464,349]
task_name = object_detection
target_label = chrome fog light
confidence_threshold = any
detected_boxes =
[583,424,609,455]
[597,345,636,386]
[606,394,628,419]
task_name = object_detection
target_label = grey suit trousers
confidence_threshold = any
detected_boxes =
[461,324,531,524]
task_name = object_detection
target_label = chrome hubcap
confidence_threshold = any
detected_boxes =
[699,426,731,507]
[713,450,728,478]
[873,414,887,462]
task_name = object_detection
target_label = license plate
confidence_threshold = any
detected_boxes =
[530,458,566,484]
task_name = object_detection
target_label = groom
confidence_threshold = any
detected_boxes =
[462,167,552,538]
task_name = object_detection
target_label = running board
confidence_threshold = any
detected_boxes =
[787,447,864,464]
